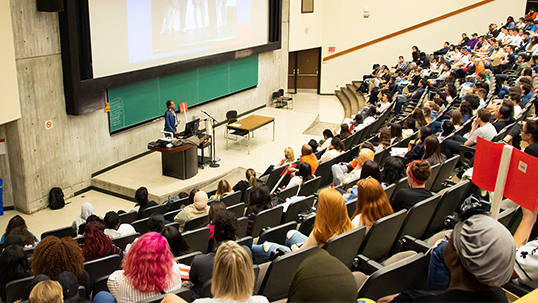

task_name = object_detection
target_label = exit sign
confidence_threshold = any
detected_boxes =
[329,47,335,52]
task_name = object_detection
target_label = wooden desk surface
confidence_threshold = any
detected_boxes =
[227,115,274,131]
[148,135,207,154]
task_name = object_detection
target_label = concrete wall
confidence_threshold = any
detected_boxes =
[319,0,526,93]
[3,0,289,213]
[0,0,21,125]
[289,0,323,52]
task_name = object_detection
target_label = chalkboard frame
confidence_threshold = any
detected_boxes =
[58,0,282,116]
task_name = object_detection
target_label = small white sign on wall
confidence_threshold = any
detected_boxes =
[0,139,5,155]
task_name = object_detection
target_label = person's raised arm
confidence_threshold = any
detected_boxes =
[514,202,538,248]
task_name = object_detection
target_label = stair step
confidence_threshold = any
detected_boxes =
[343,86,358,115]
[336,90,352,118]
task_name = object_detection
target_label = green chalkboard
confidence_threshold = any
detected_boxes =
[108,55,258,133]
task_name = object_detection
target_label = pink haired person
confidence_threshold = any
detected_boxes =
[106,232,182,303]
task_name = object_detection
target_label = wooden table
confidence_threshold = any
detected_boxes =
[226,115,275,154]
[148,135,208,179]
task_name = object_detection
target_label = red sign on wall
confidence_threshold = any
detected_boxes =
[328,47,335,52]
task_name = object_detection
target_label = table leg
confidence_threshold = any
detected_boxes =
[273,120,275,141]
[248,131,251,155]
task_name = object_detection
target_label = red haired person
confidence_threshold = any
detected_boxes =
[82,222,123,261]
[107,232,182,303]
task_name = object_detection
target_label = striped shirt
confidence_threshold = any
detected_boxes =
[107,263,182,303]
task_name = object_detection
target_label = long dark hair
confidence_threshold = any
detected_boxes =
[382,157,406,185]
[360,160,382,183]
[5,215,36,247]
[0,245,31,285]
[422,135,444,165]
[296,162,314,185]
[161,225,191,257]
[248,184,272,214]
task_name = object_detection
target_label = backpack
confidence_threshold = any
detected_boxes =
[49,187,65,210]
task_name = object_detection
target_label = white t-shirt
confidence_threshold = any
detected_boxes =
[351,214,361,228]
[320,137,332,151]
[515,239,538,288]
[104,224,137,240]
[378,102,391,113]
[469,123,497,145]
[514,105,522,117]
[286,176,303,190]
[364,116,376,126]
[194,296,269,303]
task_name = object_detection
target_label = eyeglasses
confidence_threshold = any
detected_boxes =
[358,176,373,188]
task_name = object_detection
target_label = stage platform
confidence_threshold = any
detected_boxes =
[91,95,345,203]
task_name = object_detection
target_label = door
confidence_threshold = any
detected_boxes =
[288,47,321,93]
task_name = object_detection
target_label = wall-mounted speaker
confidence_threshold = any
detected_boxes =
[36,0,64,12]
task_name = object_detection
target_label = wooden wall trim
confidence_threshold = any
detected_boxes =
[323,0,496,62]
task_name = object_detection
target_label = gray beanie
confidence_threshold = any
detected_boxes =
[453,214,515,287]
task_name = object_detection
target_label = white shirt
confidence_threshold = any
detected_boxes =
[320,137,332,150]
[108,263,182,303]
[469,123,497,145]
[378,102,391,113]
[319,149,341,163]
[514,105,522,117]
[104,224,137,240]
[364,116,375,126]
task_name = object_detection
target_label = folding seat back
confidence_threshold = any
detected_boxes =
[430,155,460,192]
[358,210,407,262]
[323,226,367,268]
[250,206,284,238]
[227,202,246,218]
[118,211,138,224]
[281,195,316,224]
[182,227,210,254]
[183,214,209,232]
[41,226,74,240]
[141,204,168,219]
[221,191,242,207]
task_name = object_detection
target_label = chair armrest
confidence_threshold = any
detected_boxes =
[352,254,384,275]
[399,235,431,253]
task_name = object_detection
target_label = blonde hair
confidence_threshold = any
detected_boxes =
[212,241,255,301]
[215,180,232,201]
[359,149,375,162]
[313,188,355,245]
[284,147,295,163]
[29,280,63,303]
[245,168,257,187]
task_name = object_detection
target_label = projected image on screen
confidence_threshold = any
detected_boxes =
[88,0,267,78]
[150,0,238,56]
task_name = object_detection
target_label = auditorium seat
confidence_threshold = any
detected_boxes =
[257,245,317,302]
[201,279,213,298]
[183,214,209,232]
[346,199,357,218]
[237,216,249,239]
[257,221,297,246]
[175,251,202,266]
[391,194,442,254]
[357,209,407,264]
[118,211,138,224]
[298,214,316,236]
[250,206,284,238]
[92,275,110,301]
[356,253,430,301]
[423,163,441,191]
[5,276,34,303]
[383,183,396,201]
[164,210,181,223]
[424,180,471,239]
[430,155,460,192]
[226,202,246,218]
[221,191,242,207]
[275,185,299,201]
[314,159,335,188]
[297,176,321,197]
[168,196,190,211]
[390,177,409,200]
[40,226,75,240]
[323,226,367,268]
[131,218,149,234]
[265,165,290,192]
[182,227,210,254]
[281,195,316,224]
[84,254,122,294]
[236,236,253,249]
[141,204,168,219]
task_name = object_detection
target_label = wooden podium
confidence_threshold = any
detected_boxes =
[148,135,207,180]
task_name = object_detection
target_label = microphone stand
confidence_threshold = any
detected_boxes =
[201,110,220,168]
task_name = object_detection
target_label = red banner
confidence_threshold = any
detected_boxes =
[504,148,538,211]
[179,102,188,113]
[472,137,504,192]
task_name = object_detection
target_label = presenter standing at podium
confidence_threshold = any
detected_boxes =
[164,100,180,137]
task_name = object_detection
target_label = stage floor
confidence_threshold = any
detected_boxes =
[1,93,344,236]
